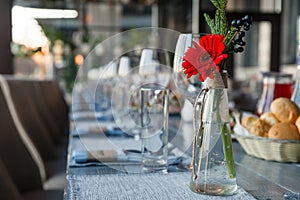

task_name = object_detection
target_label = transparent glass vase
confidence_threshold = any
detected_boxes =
[189,72,237,196]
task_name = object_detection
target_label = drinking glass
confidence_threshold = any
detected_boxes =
[140,84,169,174]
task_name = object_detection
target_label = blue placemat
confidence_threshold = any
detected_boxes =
[66,172,255,200]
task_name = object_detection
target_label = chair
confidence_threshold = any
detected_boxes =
[30,80,69,160]
[0,76,67,190]
[27,80,63,144]
[0,157,63,200]
[38,80,69,137]
[0,85,45,192]
[1,77,57,161]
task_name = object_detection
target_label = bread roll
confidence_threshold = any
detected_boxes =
[295,116,300,134]
[247,119,270,137]
[241,115,258,129]
[268,122,300,140]
[270,98,300,123]
[260,112,279,126]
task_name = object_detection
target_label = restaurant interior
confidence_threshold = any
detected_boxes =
[0,0,299,199]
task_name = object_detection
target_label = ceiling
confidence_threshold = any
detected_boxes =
[13,0,79,9]
[13,0,157,9]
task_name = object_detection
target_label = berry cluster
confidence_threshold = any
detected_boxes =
[231,15,252,53]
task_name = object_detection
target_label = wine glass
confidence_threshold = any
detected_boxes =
[111,56,136,136]
[118,56,131,76]
[94,61,118,120]
[111,49,172,139]
[139,48,171,87]
[172,34,208,171]
[173,33,205,104]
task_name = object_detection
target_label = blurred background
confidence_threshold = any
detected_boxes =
[0,0,300,111]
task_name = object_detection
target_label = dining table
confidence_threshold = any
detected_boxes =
[63,105,300,200]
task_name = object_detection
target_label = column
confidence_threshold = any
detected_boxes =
[0,0,13,74]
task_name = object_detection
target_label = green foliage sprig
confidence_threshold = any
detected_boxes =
[204,0,229,36]
[204,0,252,54]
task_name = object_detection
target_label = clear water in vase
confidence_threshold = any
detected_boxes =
[189,121,237,196]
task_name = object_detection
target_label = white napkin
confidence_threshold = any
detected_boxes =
[233,113,252,136]
[71,150,182,164]
[72,150,141,163]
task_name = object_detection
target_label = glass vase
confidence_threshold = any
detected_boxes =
[189,72,237,196]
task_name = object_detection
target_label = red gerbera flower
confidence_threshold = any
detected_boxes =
[182,34,228,82]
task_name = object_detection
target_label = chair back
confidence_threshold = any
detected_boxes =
[0,85,45,192]
[37,80,69,137]
[2,78,56,161]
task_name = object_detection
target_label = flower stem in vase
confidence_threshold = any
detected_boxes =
[215,73,236,179]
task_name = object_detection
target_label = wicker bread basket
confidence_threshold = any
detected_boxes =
[235,134,300,163]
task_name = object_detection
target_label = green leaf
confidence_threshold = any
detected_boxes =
[220,11,227,35]
[215,10,220,34]
[204,13,215,33]
[211,0,221,10]
[204,0,228,35]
